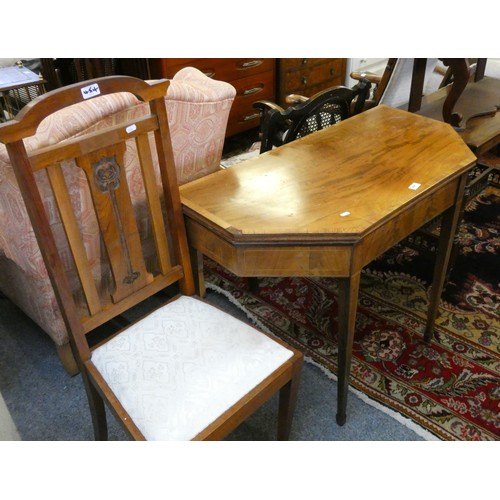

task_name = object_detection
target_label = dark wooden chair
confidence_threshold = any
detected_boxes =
[39,59,150,91]
[253,79,371,153]
[39,58,115,90]
[0,76,303,441]
[418,59,500,154]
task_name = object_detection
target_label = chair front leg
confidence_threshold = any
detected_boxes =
[277,359,303,440]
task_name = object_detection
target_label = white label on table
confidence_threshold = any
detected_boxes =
[340,211,351,217]
[80,83,101,99]
[408,182,421,190]
[126,124,137,134]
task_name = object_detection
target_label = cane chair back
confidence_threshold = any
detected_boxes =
[0,76,303,440]
[254,80,371,153]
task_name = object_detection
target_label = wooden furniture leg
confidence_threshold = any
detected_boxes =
[189,248,206,297]
[424,174,468,341]
[277,358,303,440]
[56,343,79,376]
[335,271,361,426]
[440,59,470,127]
[80,369,108,441]
[408,58,427,112]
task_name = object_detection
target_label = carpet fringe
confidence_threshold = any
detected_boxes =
[207,281,441,442]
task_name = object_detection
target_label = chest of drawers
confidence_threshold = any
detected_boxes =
[149,58,275,137]
[277,58,346,106]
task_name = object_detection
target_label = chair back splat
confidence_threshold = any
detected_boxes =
[0,76,303,441]
[0,77,193,357]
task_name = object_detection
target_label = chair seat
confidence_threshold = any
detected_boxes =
[91,295,294,440]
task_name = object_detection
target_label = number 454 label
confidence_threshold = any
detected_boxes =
[81,83,101,100]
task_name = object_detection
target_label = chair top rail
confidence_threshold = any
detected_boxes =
[0,76,169,144]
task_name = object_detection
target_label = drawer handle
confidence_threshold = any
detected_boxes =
[301,76,308,85]
[242,112,260,121]
[302,59,308,65]
[242,85,263,96]
[240,60,263,69]
[330,68,337,77]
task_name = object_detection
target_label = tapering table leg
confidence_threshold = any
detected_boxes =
[336,271,361,426]
[424,173,468,341]
[189,248,206,298]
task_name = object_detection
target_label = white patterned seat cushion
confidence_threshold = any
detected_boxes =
[91,295,294,440]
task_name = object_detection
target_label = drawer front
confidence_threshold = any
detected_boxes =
[282,59,345,94]
[150,58,274,82]
[226,71,275,136]
[231,70,275,101]
[280,58,335,71]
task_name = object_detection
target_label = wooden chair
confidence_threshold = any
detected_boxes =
[0,76,303,440]
[417,59,500,153]
[40,58,116,90]
[253,79,371,153]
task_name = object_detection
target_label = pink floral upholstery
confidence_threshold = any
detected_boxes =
[0,68,235,369]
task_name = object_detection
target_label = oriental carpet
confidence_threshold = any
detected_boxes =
[204,164,499,441]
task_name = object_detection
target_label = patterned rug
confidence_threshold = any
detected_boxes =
[205,172,499,441]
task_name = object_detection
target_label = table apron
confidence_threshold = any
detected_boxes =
[351,178,459,272]
[183,178,459,277]
[184,217,353,276]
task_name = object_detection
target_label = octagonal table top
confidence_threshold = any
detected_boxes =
[180,105,476,243]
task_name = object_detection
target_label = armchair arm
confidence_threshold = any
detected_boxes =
[284,94,309,105]
[253,100,286,114]
[350,70,382,85]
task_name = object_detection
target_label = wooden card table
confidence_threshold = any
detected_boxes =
[180,105,476,426]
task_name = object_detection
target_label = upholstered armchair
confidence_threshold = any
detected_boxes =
[0,67,236,374]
